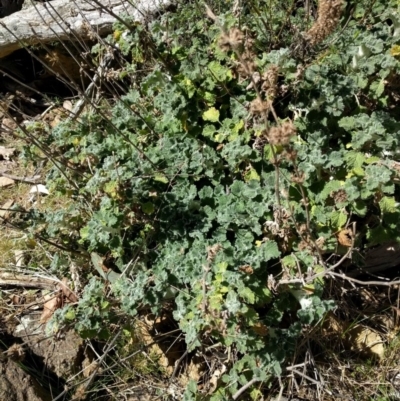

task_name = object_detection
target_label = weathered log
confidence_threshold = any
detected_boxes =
[347,241,400,277]
[0,0,169,58]
[0,271,58,289]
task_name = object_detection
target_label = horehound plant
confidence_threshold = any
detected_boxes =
[213,15,323,264]
[13,0,400,399]
[214,15,297,219]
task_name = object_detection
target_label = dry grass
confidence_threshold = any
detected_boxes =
[273,280,400,401]
[0,118,79,271]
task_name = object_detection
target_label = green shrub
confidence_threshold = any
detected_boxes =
[26,0,400,397]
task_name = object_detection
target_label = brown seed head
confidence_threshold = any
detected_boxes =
[283,148,298,162]
[261,65,279,98]
[306,0,344,46]
[236,50,257,76]
[291,171,305,184]
[207,244,223,262]
[219,28,257,76]
[218,28,245,52]
[330,189,347,203]
[250,98,270,115]
[268,121,297,146]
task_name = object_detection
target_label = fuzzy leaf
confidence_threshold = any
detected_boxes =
[379,197,397,214]
[202,107,220,122]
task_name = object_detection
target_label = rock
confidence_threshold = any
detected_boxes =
[0,358,51,401]
[14,312,85,377]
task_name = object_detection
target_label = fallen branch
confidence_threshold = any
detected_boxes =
[232,377,262,400]
[286,367,322,387]
[0,171,41,184]
[0,0,170,58]
[328,271,400,287]
[0,271,58,289]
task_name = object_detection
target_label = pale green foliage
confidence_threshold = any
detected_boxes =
[20,0,400,398]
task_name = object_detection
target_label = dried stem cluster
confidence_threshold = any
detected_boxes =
[305,0,344,45]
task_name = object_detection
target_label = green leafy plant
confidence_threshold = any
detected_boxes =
[17,0,400,398]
